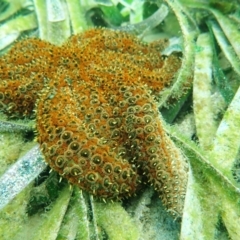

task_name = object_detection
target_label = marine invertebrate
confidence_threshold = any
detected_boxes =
[0,28,187,215]
[1,0,240,238]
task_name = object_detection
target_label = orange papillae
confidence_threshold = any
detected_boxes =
[0,39,59,117]
[0,28,187,215]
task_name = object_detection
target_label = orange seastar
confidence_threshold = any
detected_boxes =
[0,28,188,216]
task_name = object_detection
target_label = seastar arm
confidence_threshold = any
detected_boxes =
[0,38,59,117]
[143,116,188,215]
[36,78,141,200]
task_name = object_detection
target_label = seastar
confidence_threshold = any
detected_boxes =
[0,28,188,215]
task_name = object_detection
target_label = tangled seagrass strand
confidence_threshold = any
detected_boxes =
[0,28,188,215]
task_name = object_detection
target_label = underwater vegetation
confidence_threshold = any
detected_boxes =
[0,0,240,239]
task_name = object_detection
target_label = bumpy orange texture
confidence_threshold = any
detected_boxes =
[0,28,188,215]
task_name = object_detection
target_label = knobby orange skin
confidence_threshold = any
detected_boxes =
[0,28,188,216]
